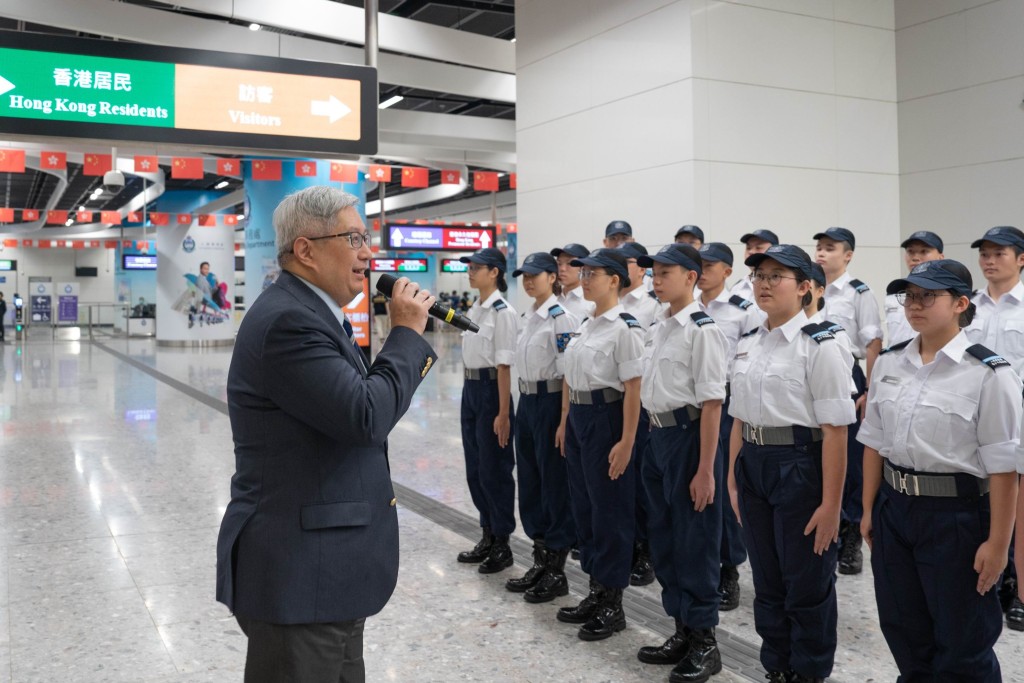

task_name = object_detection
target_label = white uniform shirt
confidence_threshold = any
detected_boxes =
[728,310,856,428]
[809,311,858,393]
[729,276,754,303]
[620,285,663,328]
[515,294,579,381]
[462,289,518,369]
[967,282,1024,377]
[557,284,595,321]
[821,271,883,358]
[564,304,645,392]
[641,302,728,413]
[698,288,764,374]
[884,293,916,347]
[858,332,1022,477]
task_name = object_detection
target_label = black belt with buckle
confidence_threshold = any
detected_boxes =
[648,405,701,429]
[464,367,498,381]
[742,424,823,446]
[518,378,563,395]
[569,387,623,405]
[883,461,990,498]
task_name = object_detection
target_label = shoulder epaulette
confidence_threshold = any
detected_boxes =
[619,312,641,329]
[728,295,753,310]
[741,327,759,338]
[880,339,912,355]
[849,279,870,294]
[965,343,1011,371]
[690,311,715,327]
[493,299,508,311]
[801,323,835,344]
[821,319,845,334]
[548,304,566,318]
[648,290,659,300]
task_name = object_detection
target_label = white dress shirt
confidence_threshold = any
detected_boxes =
[641,302,728,413]
[858,332,1022,477]
[967,281,1024,377]
[564,304,645,392]
[821,271,883,358]
[809,311,858,394]
[620,285,663,328]
[462,289,518,369]
[515,294,580,381]
[557,284,595,321]
[884,292,916,347]
[698,288,764,374]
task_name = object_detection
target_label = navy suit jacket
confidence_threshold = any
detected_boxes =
[216,271,437,624]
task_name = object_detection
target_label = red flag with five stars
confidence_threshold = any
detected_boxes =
[0,208,14,223]
[134,155,158,173]
[0,149,25,173]
[198,214,218,226]
[101,211,121,225]
[40,151,67,171]
[46,210,68,225]
[441,169,461,185]
[83,154,112,176]
[104,240,118,249]
[330,162,358,183]
[473,171,499,192]
[149,212,169,226]
[368,164,391,182]
[217,158,240,176]
[251,160,282,181]
[401,167,429,188]
[171,157,204,179]
[294,161,317,177]
[72,241,85,249]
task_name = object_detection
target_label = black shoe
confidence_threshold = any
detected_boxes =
[525,549,569,603]
[837,521,863,575]
[1008,598,1024,632]
[506,541,546,592]
[578,587,626,641]
[669,627,722,682]
[457,528,493,564]
[478,536,513,574]
[557,578,603,624]
[786,673,824,683]
[637,620,690,664]
[999,576,1019,613]
[718,564,740,611]
[765,674,788,683]
[630,540,655,586]
[570,544,580,561]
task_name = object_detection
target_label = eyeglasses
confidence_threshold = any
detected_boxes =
[895,291,954,307]
[749,271,798,287]
[305,231,371,249]
[467,263,491,273]
[579,268,608,281]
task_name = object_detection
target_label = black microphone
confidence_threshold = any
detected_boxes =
[375,273,479,333]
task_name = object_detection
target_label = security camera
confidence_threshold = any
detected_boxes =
[103,170,126,193]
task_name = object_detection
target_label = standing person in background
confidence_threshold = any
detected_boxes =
[884,231,944,347]
[618,242,663,328]
[604,220,634,248]
[551,243,596,320]
[371,288,390,347]
[814,226,883,577]
[860,259,1021,681]
[727,244,854,683]
[0,291,6,342]
[555,249,645,641]
[674,225,704,249]
[507,252,579,604]
[731,230,778,305]
[455,247,519,575]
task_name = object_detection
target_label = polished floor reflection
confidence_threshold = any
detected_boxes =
[0,333,1021,682]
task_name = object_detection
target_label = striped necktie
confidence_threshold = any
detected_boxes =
[342,318,368,372]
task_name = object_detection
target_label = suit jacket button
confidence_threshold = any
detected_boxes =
[390,497,397,507]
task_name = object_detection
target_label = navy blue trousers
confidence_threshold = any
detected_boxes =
[514,390,576,551]
[718,394,746,567]
[643,415,722,628]
[872,480,1002,682]
[633,409,651,543]
[460,377,516,536]
[842,363,867,526]
[736,441,838,679]
[565,401,636,589]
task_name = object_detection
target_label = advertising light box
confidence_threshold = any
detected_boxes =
[370,258,429,273]
[441,259,469,273]
[384,223,495,252]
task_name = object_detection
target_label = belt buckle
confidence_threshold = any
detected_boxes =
[650,412,662,429]
[895,470,920,496]
[749,425,764,446]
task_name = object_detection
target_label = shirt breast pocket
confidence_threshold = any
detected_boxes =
[1002,320,1024,356]
[764,361,804,395]
[828,299,857,327]
[917,389,977,452]
[871,381,902,435]
[581,336,616,369]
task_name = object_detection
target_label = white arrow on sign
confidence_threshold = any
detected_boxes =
[391,228,404,248]
[0,74,15,97]
[479,231,492,248]
[310,95,352,124]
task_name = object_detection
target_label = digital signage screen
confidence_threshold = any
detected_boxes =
[441,258,469,273]
[383,223,496,252]
[370,258,429,273]
[123,254,157,270]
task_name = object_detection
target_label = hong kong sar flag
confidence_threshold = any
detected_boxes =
[40,151,67,171]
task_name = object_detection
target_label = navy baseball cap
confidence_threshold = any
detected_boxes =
[638,244,703,277]
[512,252,558,277]
[886,259,973,297]
[746,244,815,280]
[970,226,1024,250]
[605,220,633,237]
[813,227,856,250]
[809,262,827,287]
[698,242,733,266]
[901,231,944,252]
[570,248,630,281]
[740,229,779,246]
[617,242,649,259]
[675,225,704,241]
[460,247,507,271]
[550,243,590,259]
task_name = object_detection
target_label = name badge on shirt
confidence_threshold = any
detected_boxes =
[880,375,902,385]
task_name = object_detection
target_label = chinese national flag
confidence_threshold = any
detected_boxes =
[134,155,158,173]
[38,240,51,249]
[83,154,112,176]
[0,208,14,222]
[149,212,169,226]
[473,171,499,192]
[177,213,193,225]
[126,211,142,223]
[171,157,204,179]
[369,164,392,182]
[441,169,461,185]
[76,210,93,223]
[0,149,25,173]
[101,211,121,225]
[251,159,282,181]
[224,215,238,226]
[22,209,39,221]
[104,240,118,249]
[198,214,217,226]
[217,158,240,176]
[72,241,85,249]
[330,162,358,183]
[294,161,317,177]
[401,167,429,188]
[3,239,17,247]
[509,173,517,189]
[40,151,67,171]
[46,210,68,225]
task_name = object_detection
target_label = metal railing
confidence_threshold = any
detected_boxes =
[80,302,133,339]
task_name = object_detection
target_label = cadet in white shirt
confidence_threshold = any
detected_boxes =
[618,242,663,328]
[807,262,857,367]
[727,245,855,683]
[456,247,519,575]
[635,244,728,681]
[885,231,944,347]
[674,225,704,249]
[506,252,579,604]
[696,242,763,612]
[551,243,596,320]
[555,249,645,642]
[730,229,778,304]
[859,259,1021,681]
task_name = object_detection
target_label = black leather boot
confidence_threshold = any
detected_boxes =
[478,535,513,574]
[457,527,493,563]
[557,577,603,623]
[786,673,824,683]
[669,627,722,682]
[637,619,690,664]
[998,575,1017,613]
[1007,597,1024,631]
[718,564,740,611]
[525,548,569,603]
[506,540,546,592]
[837,521,863,575]
[630,540,655,586]
[570,543,580,561]
[578,585,626,640]
[764,673,787,683]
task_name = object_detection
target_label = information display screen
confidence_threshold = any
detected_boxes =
[384,224,495,252]
[440,258,469,273]
[0,259,15,271]
[370,258,429,273]
[123,254,157,270]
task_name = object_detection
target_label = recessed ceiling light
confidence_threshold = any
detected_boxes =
[214,180,229,189]
[249,23,261,31]
[379,95,404,109]
[510,38,516,43]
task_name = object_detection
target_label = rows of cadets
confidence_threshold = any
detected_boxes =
[450,221,1024,683]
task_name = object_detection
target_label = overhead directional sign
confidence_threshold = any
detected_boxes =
[370,258,429,272]
[384,224,495,252]
[0,31,377,155]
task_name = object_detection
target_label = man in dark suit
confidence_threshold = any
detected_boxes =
[216,186,437,682]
